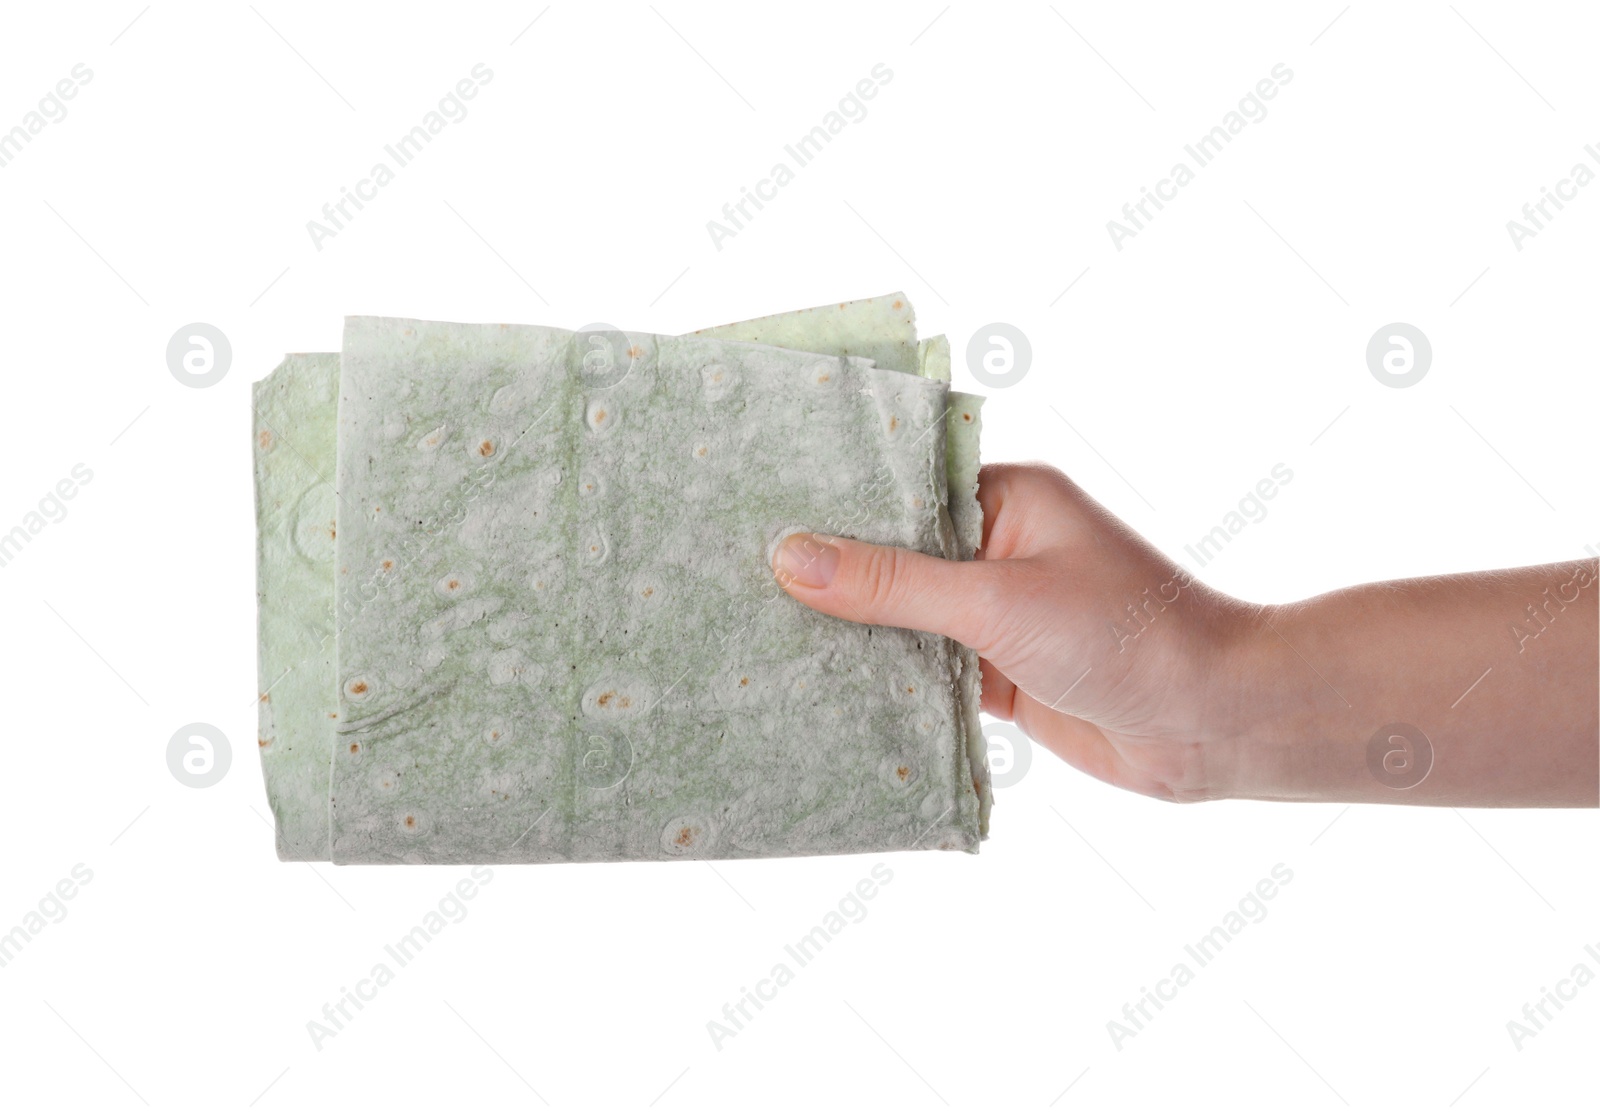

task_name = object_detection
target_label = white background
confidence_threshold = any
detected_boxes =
[0,2,1595,1110]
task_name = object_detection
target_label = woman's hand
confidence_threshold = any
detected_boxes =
[772,463,1598,807]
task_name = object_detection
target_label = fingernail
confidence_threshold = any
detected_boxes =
[774,534,839,589]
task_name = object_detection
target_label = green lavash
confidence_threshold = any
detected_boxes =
[691,292,921,374]
[252,354,340,860]
[253,295,988,863]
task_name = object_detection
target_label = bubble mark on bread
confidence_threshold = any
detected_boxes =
[662,816,712,856]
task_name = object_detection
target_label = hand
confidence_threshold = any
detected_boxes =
[771,463,1599,807]
[772,463,1254,802]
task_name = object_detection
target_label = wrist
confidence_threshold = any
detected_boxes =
[1203,598,1325,803]
[1209,595,1391,804]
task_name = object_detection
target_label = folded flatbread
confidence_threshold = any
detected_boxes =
[252,294,987,863]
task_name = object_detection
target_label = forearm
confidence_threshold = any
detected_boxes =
[1219,561,1599,806]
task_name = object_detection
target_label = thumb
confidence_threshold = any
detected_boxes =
[770,532,994,649]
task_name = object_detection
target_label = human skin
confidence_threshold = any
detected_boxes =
[771,463,1599,807]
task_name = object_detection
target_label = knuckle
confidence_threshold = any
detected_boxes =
[958,563,1011,649]
[968,564,1009,622]
[853,543,908,615]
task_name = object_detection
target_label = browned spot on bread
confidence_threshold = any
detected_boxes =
[889,415,899,432]
[893,299,904,310]
[350,681,368,695]
[739,676,749,687]
[896,765,909,781]
[642,586,654,598]
[258,738,270,748]
[258,430,273,449]
[675,826,694,846]
[404,815,416,828]
[382,560,394,571]
[627,345,643,359]
[961,411,973,423]
[619,696,632,709]
[349,743,359,754]
[479,440,495,457]
[597,691,614,707]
